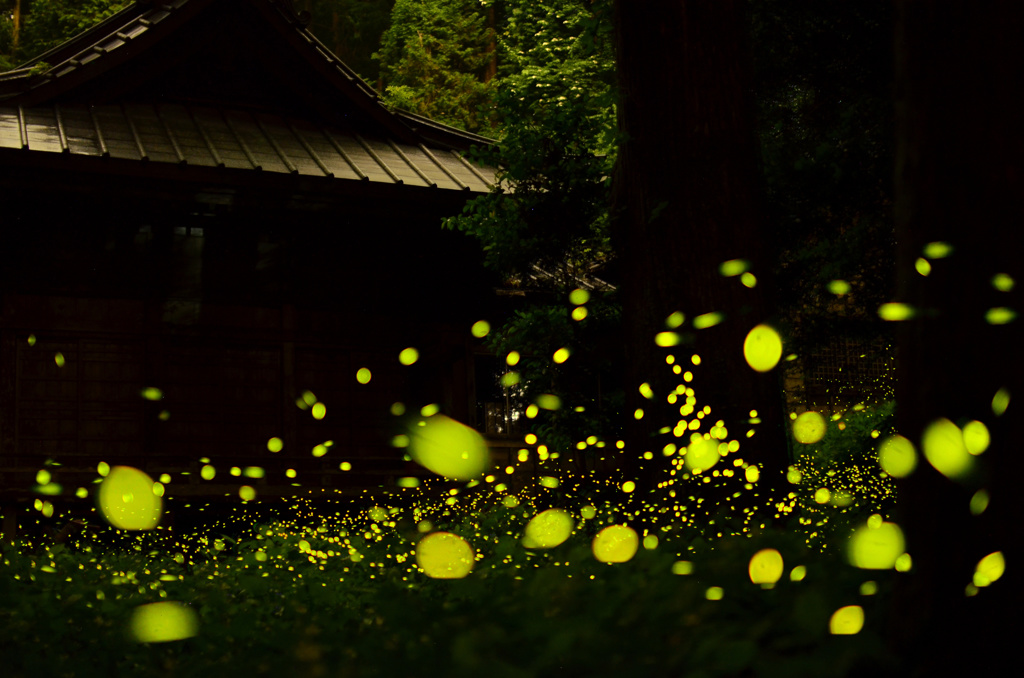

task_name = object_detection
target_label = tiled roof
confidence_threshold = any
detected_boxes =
[0,0,495,153]
[0,103,495,191]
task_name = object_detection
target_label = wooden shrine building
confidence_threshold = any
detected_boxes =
[0,0,506,517]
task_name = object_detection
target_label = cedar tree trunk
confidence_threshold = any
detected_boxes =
[891,1,1023,673]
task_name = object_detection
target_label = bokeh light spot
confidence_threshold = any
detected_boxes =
[685,437,720,473]
[705,587,724,601]
[356,368,372,384]
[922,418,973,480]
[267,437,283,453]
[970,489,990,516]
[655,332,681,347]
[992,388,1010,416]
[962,420,990,455]
[536,394,561,411]
[239,486,256,501]
[748,549,784,585]
[719,259,750,277]
[399,348,419,365]
[571,306,588,321]
[140,387,163,401]
[553,348,570,364]
[829,606,864,635]
[828,280,851,295]
[311,402,326,420]
[693,312,723,329]
[98,466,161,530]
[914,257,932,276]
[793,411,827,444]
[878,303,914,321]
[416,532,474,579]
[592,525,639,564]
[992,273,1015,292]
[985,307,1017,325]
[665,312,685,328]
[973,551,1005,587]
[523,509,573,549]
[922,241,953,258]
[878,435,917,478]
[672,561,693,575]
[409,415,488,480]
[129,602,198,643]
[848,521,905,570]
[743,324,783,372]
[471,320,490,338]
[569,288,590,305]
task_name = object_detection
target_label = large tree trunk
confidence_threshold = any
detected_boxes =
[892,1,1023,673]
[611,0,788,499]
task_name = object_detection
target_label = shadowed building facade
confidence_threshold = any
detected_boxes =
[0,0,506,519]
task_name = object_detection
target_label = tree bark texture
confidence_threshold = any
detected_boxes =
[611,0,788,497]
[892,1,1023,673]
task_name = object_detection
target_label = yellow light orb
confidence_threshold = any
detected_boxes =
[98,466,162,530]
[829,605,864,635]
[416,532,474,579]
[655,331,681,347]
[569,288,590,305]
[922,418,973,480]
[536,394,561,411]
[961,420,990,455]
[743,324,783,373]
[399,347,419,365]
[470,320,490,338]
[828,280,851,295]
[592,525,639,564]
[748,548,784,586]
[685,437,720,473]
[848,521,905,570]
[129,602,198,643]
[877,435,916,477]
[693,312,723,329]
[792,411,827,444]
[267,437,283,453]
[408,415,489,480]
[140,387,163,401]
[356,367,372,384]
[973,551,1005,587]
[522,509,574,549]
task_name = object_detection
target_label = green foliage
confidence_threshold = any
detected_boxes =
[4,0,129,66]
[0,500,898,677]
[439,1,619,458]
[785,402,898,549]
[375,0,496,133]
[307,0,395,84]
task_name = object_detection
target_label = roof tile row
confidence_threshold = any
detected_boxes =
[0,103,495,192]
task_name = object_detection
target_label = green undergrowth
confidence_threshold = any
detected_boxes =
[1,487,901,678]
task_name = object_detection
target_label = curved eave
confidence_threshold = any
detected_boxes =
[0,103,496,198]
